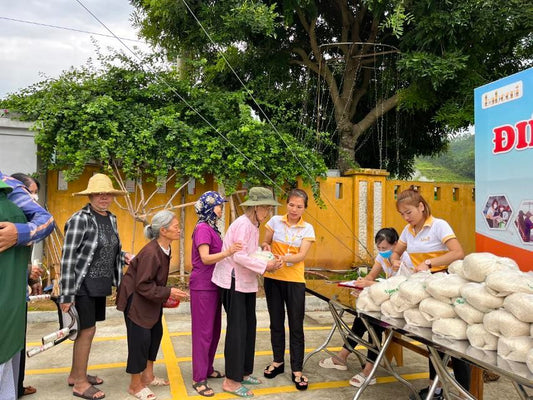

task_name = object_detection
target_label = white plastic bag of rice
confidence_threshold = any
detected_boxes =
[448,260,467,279]
[486,270,533,297]
[460,282,504,312]
[466,324,498,350]
[462,252,518,282]
[397,278,430,305]
[404,308,433,328]
[432,318,468,340]
[426,273,469,301]
[527,348,533,374]
[503,292,533,323]
[432,335,469,353]
[356,287,381,312]
[390,292,418,313]
[483,309,531,337]
[497,336,533,363]
[453,297,485,325]
[368,275,407,306]
[381,299,404,319]
[466,346,497,364]
[419,297,456,321]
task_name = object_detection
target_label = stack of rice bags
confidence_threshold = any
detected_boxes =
[356,252,533,373]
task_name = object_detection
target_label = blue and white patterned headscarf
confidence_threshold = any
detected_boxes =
[194,191,227,233]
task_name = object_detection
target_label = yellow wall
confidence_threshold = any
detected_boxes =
[46,168,475,272]
[383,181,476,256]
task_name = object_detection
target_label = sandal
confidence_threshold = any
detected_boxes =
[130,387,156,400]
[291,373,309,391]
[349,372,376,388]
[263,362,284,379]
[318,356,348,371]
[242,376,261,385]
[68,375,104,387]
[21,386,37,396]
[223,385,254,398]
[192,380,214,397]
[73,385,105,399]
[148,377,169,386]
[208,370,225,379]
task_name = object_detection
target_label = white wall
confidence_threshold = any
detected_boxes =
[0,117,37,175]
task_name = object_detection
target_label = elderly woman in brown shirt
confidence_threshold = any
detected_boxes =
[116,210,188,400]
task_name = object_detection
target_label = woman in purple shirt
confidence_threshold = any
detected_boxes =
[190,191,242,397]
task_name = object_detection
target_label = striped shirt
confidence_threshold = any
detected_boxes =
[398,216,456,273]
[0,172,55,245]
[59,204,124,303]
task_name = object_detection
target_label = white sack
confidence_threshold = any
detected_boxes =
[432,318,468,340]
[466,346,497,364]
[503,292,533,323]
[397,278,430,305]
[448,260,467,279]
[453,297,485,325]
[356,288,381,312]
[460,282,504,312]
[486,270,533,297]
[497,336,533,363]
[527,348,533,374]
[368,275,407,306]
[466,324,498,351]
[419,297,456,321]
[403,308,433,328]
[462,252,518,282]
[483,309,531,338]
[381,299,404,319]
[426,273,468,301]
[390,292,419,313]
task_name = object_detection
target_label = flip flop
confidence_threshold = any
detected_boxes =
[73,385,105,399]
[68,375,104,387]
[22,386,37,396]
[223,385,254,398]
[208,370,225,379]
[241,376,261,385]
[291,373,309,391]
[148,377,169,386]
[192,380,214,397]
[131,387,156,400]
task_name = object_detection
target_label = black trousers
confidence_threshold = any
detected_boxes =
[17,304,28,397]
[220,278,257,382]
[124,296,163,374]
[264,278,306,372]
[429,355,471,391]
[343,317,385,364]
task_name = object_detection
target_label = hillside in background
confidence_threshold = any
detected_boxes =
[413,134,475,182]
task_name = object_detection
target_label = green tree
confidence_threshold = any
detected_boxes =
[130,0,533,175]
[1,52,327,197]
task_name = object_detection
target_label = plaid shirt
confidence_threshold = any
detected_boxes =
[0,172,55,245]
[59,204,124,303]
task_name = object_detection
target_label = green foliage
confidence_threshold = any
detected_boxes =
[129,0,532,177]
[0,51,327,193]
[414,134,475,182]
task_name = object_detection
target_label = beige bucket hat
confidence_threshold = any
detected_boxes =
[240,187,281,206]
[73,173,127,196]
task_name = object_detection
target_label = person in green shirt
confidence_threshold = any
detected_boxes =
[0,179,31,399]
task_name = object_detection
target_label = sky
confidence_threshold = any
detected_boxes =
[0,0,151,98]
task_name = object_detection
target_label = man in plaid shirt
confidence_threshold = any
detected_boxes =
[59,174,132,400]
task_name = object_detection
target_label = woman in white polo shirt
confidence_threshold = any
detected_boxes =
[391,188,468,400]
[261,188,315,391]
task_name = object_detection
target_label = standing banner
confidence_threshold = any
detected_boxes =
[474,68,533,271]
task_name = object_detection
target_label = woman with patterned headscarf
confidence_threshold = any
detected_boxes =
[190,191,242,397]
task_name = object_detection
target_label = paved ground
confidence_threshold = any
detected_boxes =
[22,297,523,400]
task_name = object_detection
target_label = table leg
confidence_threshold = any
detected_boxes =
[427,347,476,400]
[302,308,344,368]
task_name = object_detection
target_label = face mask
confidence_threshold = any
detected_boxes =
[30,193,39,202]
[378,249,393,259]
